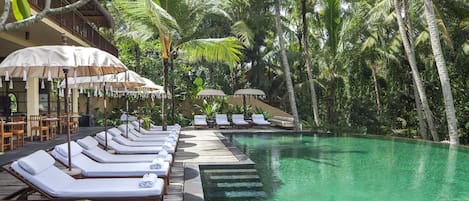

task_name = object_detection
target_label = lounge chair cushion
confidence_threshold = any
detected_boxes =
[17,150,55,175]
[96,131,113,143]
[194,115,207,126]
[94,134,171,154]
[252,114,271,126]
[11,157,164,198]
[55,142,83,158]
[232,114,249,125]
[108,128,122,137]
[78,140,173,163]
[51,144,170,177]
[77,136,99,150]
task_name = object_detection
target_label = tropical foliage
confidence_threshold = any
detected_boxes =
[101,0,468,144]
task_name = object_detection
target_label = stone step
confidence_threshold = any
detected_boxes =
[209,174,260,180]
[213,181,263,188]
[208,190,267,198]
[203,168,257,174]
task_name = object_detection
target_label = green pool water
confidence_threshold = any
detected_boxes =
[232,134,469,201]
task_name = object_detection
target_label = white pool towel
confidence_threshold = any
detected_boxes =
[150,158,164,169]
[139,173,158,188]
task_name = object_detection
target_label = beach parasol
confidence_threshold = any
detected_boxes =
[196,89,226,98]
[114,77,165,133]
[0,45,128,172]
[63,70,145,147]
[234,88,266,118]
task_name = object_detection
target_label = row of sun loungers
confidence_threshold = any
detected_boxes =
[194,114,271,128]
[3,121,182,200]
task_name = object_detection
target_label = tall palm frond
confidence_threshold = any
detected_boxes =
[323,0,341,54]
[231,21,254,48]
[114,0,180,38]
[178,37,243,67]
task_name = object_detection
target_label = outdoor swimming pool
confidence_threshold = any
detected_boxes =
[216,134,469,201]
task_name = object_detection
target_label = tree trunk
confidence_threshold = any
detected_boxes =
[162,58,169,131]
[274,0,301,131]
[301,0,320,127]
[394,0,439,141]
[327,79,337,124]
[423,0,459,144]
[413,79,428,140]
[371,63,381,114]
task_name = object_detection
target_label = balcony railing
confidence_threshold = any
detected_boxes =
[28,0,118,57]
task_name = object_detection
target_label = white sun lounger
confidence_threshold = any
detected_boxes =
[116,125,178,142]
[252,114,271,126]
[50,142,170,179]
[110,127,173,142]
[6,150,164,200]
[95,132,174,154]
[215,114,231,128]
[106,129,177,148]
[134,120,181,132]
[77,136,173,164]
[130,121,179,135]
[193,115,208,128]
[232,114,249,128]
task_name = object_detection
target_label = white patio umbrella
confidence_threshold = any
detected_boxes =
[114,77,165,132]
[0,45,128,171]
[196,88,226,98]
[234,88,266,118]
[63,70,145,146]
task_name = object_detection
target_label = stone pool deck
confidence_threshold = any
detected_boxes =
[0,127,283,200]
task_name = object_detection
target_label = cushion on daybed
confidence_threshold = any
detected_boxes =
[11,151,164,198]
[55,142,83,158]
[77,136,99,150]
[18,150,55,175]
[96,131,113,142]
[107,128,122,137]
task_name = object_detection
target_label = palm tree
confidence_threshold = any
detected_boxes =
[274,0,301,131]
[301,0,320,127]
[394,0,439,141]
[114,0,243,130]
[422,0,459,144]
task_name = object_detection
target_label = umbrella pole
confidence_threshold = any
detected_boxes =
[103,83,108,150]
[63,68,72,171]
[138,105,141,132]
[126,92,129,138]
[243,95,247,119]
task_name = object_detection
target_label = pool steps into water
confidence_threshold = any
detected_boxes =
[201,165,267,200]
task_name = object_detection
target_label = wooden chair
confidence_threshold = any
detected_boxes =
[70,112,80,134]
[9,116,26,149]
[29,115,49,141]
[46,114,57,139]
[1,120,13,152]
[59,115,77,134]
[59,116,68,134]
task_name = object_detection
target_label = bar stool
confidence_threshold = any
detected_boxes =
[29,115,49,141]
[1,120,13,152]
[9,116,25,149]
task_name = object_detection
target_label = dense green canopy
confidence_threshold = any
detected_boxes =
[104,0,468,144]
